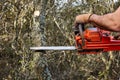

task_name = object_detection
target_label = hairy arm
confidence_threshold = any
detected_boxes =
[89,7,120,32]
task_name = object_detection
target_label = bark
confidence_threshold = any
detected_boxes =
[32,0,52,79]
[38,0,52,79]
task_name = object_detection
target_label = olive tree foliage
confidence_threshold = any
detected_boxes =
[0,0,120,80]
[0,0,35,79]
[0,0,51,79]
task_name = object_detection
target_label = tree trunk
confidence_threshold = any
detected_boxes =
[39,0,52,80]
[32,0,52,79]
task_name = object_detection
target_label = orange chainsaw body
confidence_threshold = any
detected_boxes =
[75,27,120,52]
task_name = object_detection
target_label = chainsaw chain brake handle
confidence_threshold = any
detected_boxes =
[74,23,85,48]
[74,23,85,34]
[78,24,85,47]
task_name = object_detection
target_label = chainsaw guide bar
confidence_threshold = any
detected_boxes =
[30,46,76,51]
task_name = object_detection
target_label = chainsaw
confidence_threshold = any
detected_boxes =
[30,23,120,54]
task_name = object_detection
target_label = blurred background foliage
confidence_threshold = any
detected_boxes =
[0,0,120,80]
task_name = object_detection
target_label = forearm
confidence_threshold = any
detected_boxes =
[89,13,120,32]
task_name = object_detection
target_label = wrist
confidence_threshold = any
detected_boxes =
[88,14,94,22]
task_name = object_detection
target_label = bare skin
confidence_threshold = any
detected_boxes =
[75,7,120,32]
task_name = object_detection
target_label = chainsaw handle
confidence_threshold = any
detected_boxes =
[75,23,85,30]
[74,23,85,35]
[78,24,85,47]
[74,23,85,48]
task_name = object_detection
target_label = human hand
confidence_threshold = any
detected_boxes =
[74,14,92,25]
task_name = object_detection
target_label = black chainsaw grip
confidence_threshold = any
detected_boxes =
[74,23,85,35]
[79,23,85,31]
